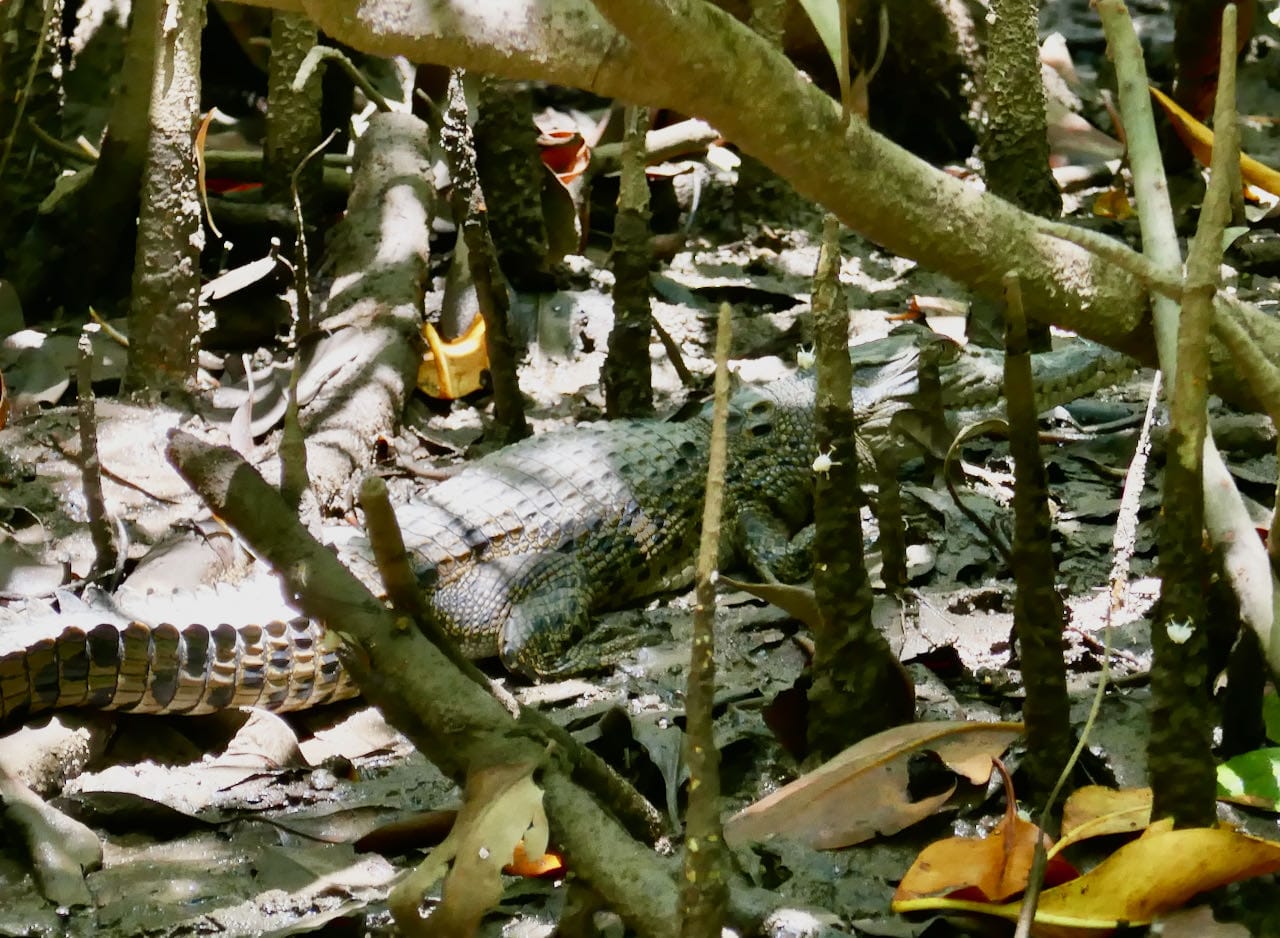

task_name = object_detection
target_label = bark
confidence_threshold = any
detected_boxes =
[981,0,1059,218]
[974,0,1058,351]
[474,78,556,292]
[264,11,323,214]
[166,430,682,937]
[250,0,1279,414]
[1148,10,1234,824]
[807,216,914,758]
[603,105,655,418]
[680,303,731,938]
[442,70,529,443]
[125,0,205,393]
[297,111,431,504]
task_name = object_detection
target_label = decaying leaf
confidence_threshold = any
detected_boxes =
[388,760,550,937]
[1057,785,1153,851]
[724,721,1023,849]
[418,318,489,400]
[719,573,822,629]
[896,815,1280,937]
[1026,822,1280,934]
[1091,186,1133,220]
[893,761,1075,905]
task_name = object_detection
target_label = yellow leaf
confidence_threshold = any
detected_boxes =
[895,823,1280,938]
[1150,85,1280,197]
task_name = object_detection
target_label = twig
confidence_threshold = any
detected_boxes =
[679,301,732,937]
[166,431,678,935]
[1108,370,1162,611]
[1212,310,1280,425]
[1032,217,1185,300]
[1098,0,1279,674]
[290,128,337,336]
[293,46,391,112]
[651,314,697,389]
[88,307,129,347]
[26,119,97,162]
[76,324,119,582]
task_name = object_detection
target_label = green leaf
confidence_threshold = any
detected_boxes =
[1222,226,1250,252]
[796,0,844,79]
[1216,747,1280,809]
[1264,693,1280,743]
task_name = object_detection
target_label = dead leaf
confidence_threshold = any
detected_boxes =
[1091,186,1133,220]
[505,839,564,878]
[195,109,223,240]
[418,318,489,400]
[1057,786,1152,852]
[893,761,1075,904]
[388,760,549,937]
[200,253,286,303]
[355,810,459,855]
[213,352,291,445]
[0,766,101,907]
[1026,823,1280,933]
[218,709,307,770]
[1150,85,1280,197]
[896,819,1280,938]
[537,127,591,184]
[719,574,822,629]
[724,721,1022,849]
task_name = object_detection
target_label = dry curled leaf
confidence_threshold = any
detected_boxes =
[894,760,1076,905]
[724,721,1022,850]
[896,814,1280,937]
[388,760,549,937]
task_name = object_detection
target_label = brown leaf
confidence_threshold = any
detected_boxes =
[719,574,822,630]
[724,721,1022,849]
[1058,785,1152,850]
[895,819,1280,938]
[1150,84,1280,196]
[893,760,1075,905]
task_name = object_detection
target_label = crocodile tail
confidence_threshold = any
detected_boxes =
[0,618,358,724]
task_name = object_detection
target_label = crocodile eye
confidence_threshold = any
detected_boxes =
[748,399,773,417]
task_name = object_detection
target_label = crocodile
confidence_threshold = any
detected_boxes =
[0,332,1136,721]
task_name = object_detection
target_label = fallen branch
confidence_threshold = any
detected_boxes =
[164,429,681,937]
[243,0,1280,411]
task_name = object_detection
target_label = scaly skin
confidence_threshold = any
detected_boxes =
[0,613,356,724]
[0,333,1137,714]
